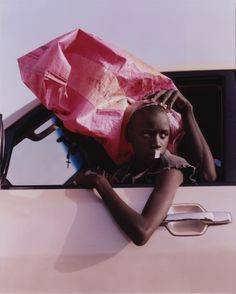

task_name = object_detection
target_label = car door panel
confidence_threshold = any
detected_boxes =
[0,186,235,293]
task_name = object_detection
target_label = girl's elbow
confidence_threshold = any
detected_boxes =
[207,174,217,182]
[131,227,154,246]
[202,169,217,182]
[197,164,217,182]
[132,234,149,246]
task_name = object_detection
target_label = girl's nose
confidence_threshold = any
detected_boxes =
[151,135,162,148]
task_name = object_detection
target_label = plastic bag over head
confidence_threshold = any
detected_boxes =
[18,28,184,164]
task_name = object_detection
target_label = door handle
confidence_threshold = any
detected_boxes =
[163,211,232,225]
[162,203,233,236]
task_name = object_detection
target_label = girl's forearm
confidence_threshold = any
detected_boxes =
[182,107,216,181]
[94,176,155,245]
[93,169,182,245]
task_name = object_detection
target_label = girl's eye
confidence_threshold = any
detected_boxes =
[143,132,150,138]
[142,131,169,139]
[160,132,169,139]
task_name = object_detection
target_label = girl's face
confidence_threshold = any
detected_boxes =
[127,107,170,167]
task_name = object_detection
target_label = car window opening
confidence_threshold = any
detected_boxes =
[2,70,236,189]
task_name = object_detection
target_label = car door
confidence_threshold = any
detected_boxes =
[0,187,235,293]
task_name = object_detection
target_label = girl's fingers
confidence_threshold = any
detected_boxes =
[168,91,179,109]
[146,89,190,112]
[152,90,168,100]
[157,90,178,110]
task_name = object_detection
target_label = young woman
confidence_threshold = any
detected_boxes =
[75,89,216,246]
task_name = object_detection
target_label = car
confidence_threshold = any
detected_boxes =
[0,69,236,293]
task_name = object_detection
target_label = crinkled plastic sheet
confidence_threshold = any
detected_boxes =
[18,29,183,164]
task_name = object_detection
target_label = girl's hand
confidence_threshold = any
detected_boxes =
[75,170,114,188]
[153,89,193,114]
[75,172,101,188]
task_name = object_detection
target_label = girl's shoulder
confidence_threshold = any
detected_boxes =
[161,150,192,169]
[160,150,196,183]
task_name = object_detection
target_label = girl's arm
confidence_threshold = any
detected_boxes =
[157,89,216,182]
[76,168,183,246]
[180,105,216,181]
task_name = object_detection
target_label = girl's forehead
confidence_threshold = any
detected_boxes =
[134,107,169,126]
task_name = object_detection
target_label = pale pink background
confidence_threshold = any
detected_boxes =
[0,0,235,118]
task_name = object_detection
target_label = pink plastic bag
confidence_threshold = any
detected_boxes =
[18,29,183,164]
